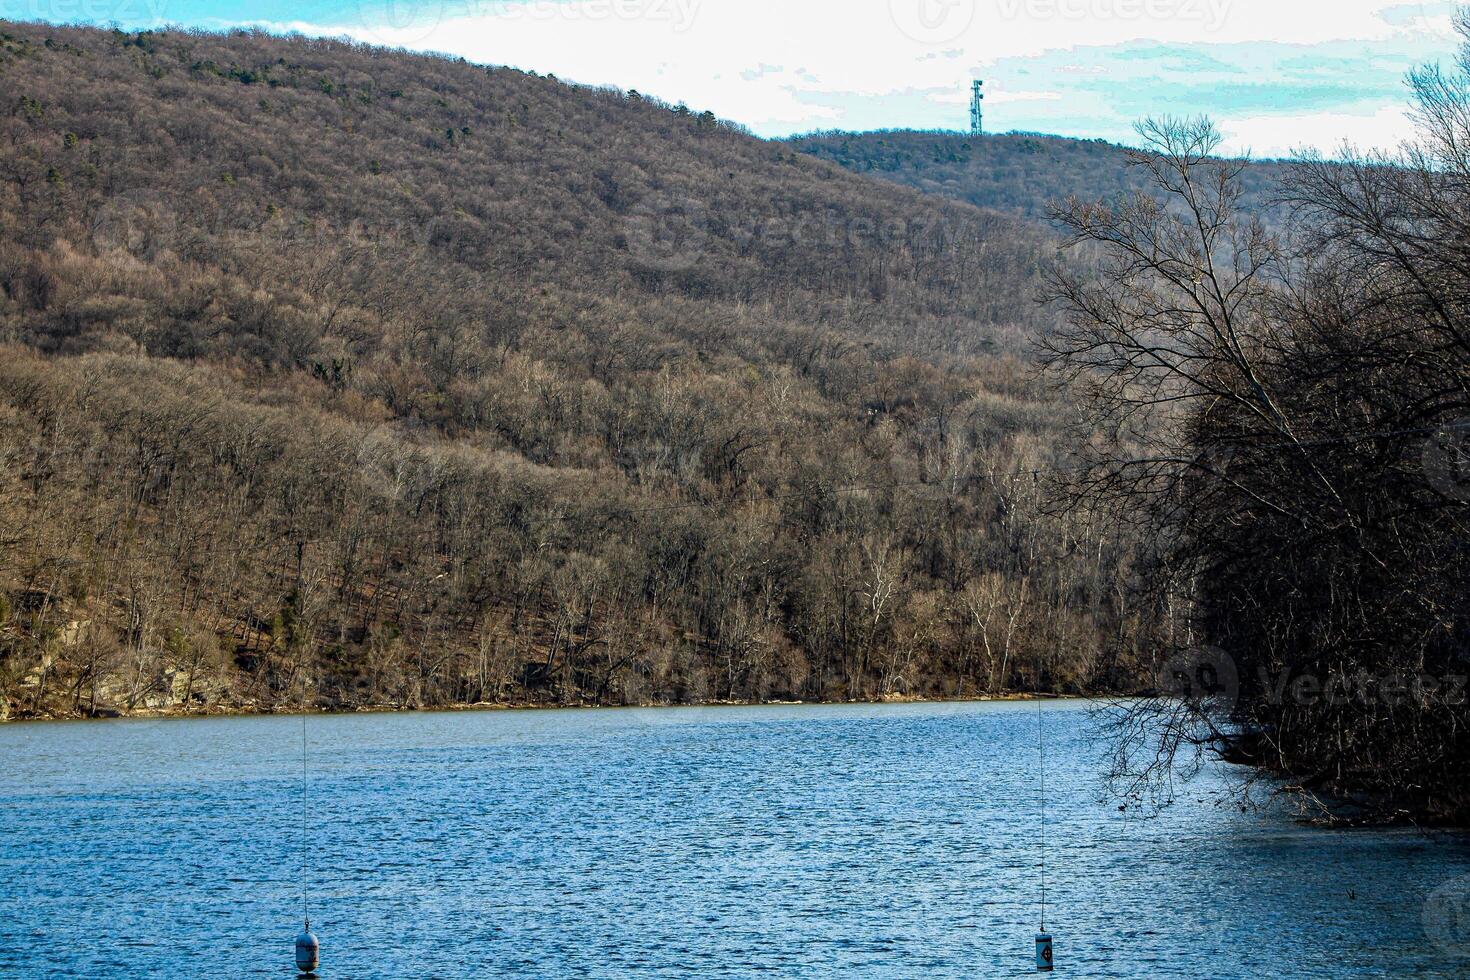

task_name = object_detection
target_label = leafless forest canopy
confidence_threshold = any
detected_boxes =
[789,129,1292,226]
[0,22,1149,719]
[1044,99,1470,821]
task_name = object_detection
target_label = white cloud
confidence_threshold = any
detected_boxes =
[249,0,1459,143]
[949,88,1065,106]
[1220,103,1418,158]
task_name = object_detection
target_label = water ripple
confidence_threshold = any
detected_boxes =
[1,702,1467,977]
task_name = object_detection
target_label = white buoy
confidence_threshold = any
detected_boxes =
[295,922,320,975]
[1036,931,1054,972]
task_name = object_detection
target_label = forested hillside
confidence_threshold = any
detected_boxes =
[1042,108,1470,822]
[0,22,1145,720]
[791,129,1291,224]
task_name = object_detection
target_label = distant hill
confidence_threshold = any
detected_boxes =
[790,129,1292,225]
[0,22,1142,720]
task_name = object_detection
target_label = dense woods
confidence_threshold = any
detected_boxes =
[1048,106,1470,821]
[0,22,1149,719]
[791,128,1291,226]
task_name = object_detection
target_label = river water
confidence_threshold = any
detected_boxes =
[1,700,1467,977]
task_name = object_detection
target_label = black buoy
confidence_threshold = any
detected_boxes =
[295,920,320,976]
[1034,698,1056,972]
[294,682,320,977]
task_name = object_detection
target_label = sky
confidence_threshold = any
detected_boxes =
[1,0,1464,155]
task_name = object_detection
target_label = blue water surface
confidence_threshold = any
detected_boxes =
[1,700,1467,977]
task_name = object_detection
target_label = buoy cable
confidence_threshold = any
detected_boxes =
[301,670,309,931]
[1037,695,1047,934]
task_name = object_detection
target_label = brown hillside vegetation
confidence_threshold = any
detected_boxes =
[0,22,1145,719]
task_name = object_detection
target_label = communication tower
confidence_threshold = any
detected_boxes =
[970,80,984,136]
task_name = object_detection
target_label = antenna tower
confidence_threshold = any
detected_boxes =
[970,80,985,136]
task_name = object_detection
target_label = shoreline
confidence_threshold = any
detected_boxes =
[0,691,1098,726]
